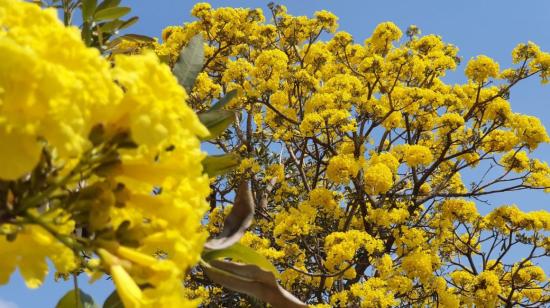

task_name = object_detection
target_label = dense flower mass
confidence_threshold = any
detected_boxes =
[0,1,209,306]
[145,3,550,307]
[2,0,550,307]
[0,0,121,180]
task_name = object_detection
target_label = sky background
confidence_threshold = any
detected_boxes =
[2,0,550,307]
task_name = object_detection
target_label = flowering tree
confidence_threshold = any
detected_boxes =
[1,1,550,307]
[149,3,550,307]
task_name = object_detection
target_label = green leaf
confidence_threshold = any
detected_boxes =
[56,289,98,308]
[202,153,240,177]
[202,260,307,308]
[203,243,279,277]
[210,90,238,112]
[99,20,123,33]
[103,290,123,308]
[81,0,97,22]
[158,54,171,65]
[119,16,139,30]
[94,7,130,21]
[173,35,204,92]
[118,33,154,43]
[198,109,236,140]
[96,0,121,11]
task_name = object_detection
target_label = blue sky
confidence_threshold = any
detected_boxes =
[2,1,550,307]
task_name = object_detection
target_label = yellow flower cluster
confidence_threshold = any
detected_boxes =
[500,150,530,172]
[511,114,550,149]
[367,22,402,54]
[240,232,285,260]
[363,163,394,194]
[324,230,382,273]
[484,205,550,232]
[0,0,120,180]
[349,278,397,308]
[392,144,434,167]
[0,1,210,306]
[0,213,77,288]
[465,55,500,83]
[326,154,360,184]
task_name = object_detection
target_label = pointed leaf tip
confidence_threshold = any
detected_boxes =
[173,34,204,92]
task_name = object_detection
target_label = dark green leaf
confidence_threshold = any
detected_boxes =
[158,54,171,65]
[103,290,123,308]
[96,0,121,11]
[210,90,238,112]
[99,20,123,33]
[56,289,98,308]
[94,7,130,21]
[173,35,204,92]
[202,153,240,177]
[88,124,105,146]
[203,243,279,277]
[119,16,139,30]
[118,33,154,43]
[198,110,236,140]
[204,180,254,250]
[81,0,97,22]
[202,260,307,308]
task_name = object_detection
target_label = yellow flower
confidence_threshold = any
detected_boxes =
[482,130,519,152]
[0,222,77,288]
[511,114,549,150]
[0,0,121,180]
[392,144,433,167]
[327,154,359,184]
[367,22,402,54]
[300,112,324,136]
[465,55,500,83]
[401,249,437,284]
[364,163,394,194]
[473,271,502,306]
[238,157,261,173]
[111,264,143,308]
[439,112,464,131]
[314,10,338,32]
[349,277,397,308]
[110,52,208,147]
[324,230,382,272]
[500,150,530,172]
[0,3,210,306]
[440,199,479,223]
[382,112,403,130]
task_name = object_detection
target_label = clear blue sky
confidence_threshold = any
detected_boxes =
[2,1,550,307]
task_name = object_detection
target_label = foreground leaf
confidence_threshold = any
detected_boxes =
[117,33,154,43]
[94,7,131,21]
[119,16,139,30]
[81,0,97,22]
[198,109,236,140]
[210,89,238,111]
[96,0,121,11]
[102,291,123,308]
[202,153,240,178]
[204,180,254,250]
[202,260,306,308]
[56,289,98,308]
[203,243,279,277]
[173,35,204,92]
[99,20,123,33]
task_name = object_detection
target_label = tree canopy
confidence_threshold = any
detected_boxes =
[147,3,550,307]
[1,1,549,307]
